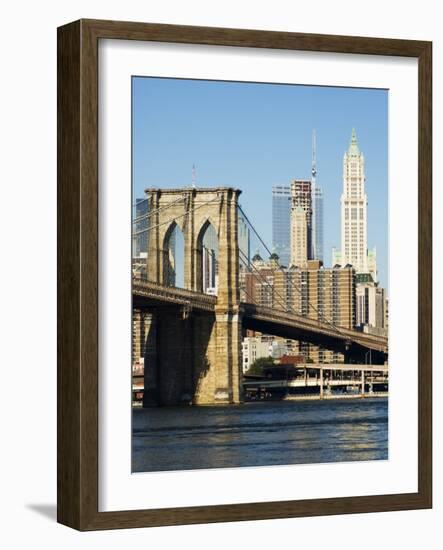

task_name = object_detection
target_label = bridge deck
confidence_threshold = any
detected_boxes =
[132,279,388,354]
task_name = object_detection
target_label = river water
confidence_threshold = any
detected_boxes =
[132,397,388,473]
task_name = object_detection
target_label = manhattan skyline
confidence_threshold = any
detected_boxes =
[133,76,388,289]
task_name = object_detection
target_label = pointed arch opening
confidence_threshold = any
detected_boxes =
[163,222,185,288]
[196,220,219,295]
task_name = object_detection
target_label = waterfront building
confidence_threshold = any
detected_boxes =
[333,129,377,281]
[242,336,272,373]
[270,338,290,359]
[355,273,387,337]
[272,185,291,267]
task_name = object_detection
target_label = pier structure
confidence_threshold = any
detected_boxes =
[243,364,389,400]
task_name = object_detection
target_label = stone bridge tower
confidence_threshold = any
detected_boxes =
[142,187,243,406]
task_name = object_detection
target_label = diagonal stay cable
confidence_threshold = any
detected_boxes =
[239,250,288,313]
[132,195,221,236]
[238,203,344,336]
[132,194,187,224]
[239,283,260,308]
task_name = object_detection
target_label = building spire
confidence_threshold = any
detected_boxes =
[348,128,360,156]
[351,127,357,143]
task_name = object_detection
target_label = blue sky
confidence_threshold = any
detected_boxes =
[132,77,388,289]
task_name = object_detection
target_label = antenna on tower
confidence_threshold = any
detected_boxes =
[311,129,317,261]
[191,164,196,188]
[311,129,317,180]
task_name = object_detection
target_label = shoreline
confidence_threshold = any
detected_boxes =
[132,393,388,408]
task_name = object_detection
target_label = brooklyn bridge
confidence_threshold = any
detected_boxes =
[132,187,388,406]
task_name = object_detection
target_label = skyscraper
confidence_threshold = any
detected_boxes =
[202,223,218,294]
[290,206,308,268]
[336,129,377,280]
[272,185,291,267]
[311,130,324,262]
[290,179,312,267]
[132,197,149,277]
[133,197,148,258]
[312,186,324,262]
[238,212,251,267]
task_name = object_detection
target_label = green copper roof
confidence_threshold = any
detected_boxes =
[347,128,360,156]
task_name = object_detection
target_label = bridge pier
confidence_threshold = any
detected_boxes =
[211,308,243,404]
[139,305,243,406]
[140,186,244,406]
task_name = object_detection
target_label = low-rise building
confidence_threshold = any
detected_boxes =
[241,336,272,373]
[355,273,388,337]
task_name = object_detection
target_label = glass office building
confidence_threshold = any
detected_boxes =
[133,197,148,258]
[312,185,324,263]
[272,185,291,267]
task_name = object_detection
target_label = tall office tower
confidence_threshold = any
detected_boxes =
[238,213,251,267]
[311,130,324,262]
[337,129,377,280]
[202,223,219,295]
[290,206,308,268]
[132,197,149,277]
[312,186,324,262]
[272,185,291,267]
[290,179,312,267]
[133,198,148,257]
[202,247,218,294]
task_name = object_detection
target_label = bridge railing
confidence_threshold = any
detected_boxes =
[132,275,218,308]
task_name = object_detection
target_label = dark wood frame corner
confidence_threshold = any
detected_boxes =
[57,18,432,531]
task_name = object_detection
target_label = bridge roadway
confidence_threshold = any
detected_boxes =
[132,279,388,355]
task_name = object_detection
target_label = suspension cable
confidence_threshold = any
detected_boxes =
[132,195,221,236]
[238,204,344,336]
[132,194,186,224]
[239,250,288,313]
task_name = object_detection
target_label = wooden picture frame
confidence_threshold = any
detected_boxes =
[57,19,432,530]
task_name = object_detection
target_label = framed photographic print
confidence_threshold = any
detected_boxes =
[57,19,432,530]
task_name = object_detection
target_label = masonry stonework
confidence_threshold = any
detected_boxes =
[142,187,243,405]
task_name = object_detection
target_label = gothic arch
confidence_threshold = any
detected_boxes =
[162,221,185,288]
[195,219,219,294]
